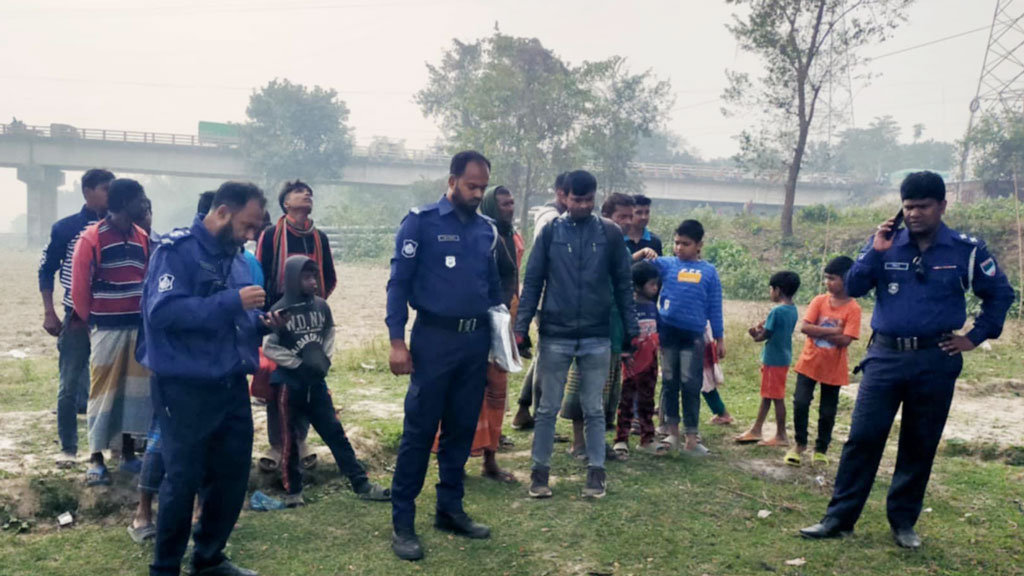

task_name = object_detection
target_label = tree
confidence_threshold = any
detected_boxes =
[635,129,701,164]
[577,57,674,196]
[964,110,1024,187]
[834,115,901,182]
[417,30,582,230]
[417,28,673,229]
[242,79,353,187]
[723,0,914,236]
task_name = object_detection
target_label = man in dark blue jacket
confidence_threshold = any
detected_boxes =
[38,168,113,466]
[800,171,1014,549]
[140,182,269,576]
[514,170,639,501]
[386,151,502,562]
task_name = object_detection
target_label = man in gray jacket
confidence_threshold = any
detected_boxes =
[514,170,638,500]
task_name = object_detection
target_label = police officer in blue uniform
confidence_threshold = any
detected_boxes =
[801,171,1014,549]
[140,182,271,576]
[386,150,502,561]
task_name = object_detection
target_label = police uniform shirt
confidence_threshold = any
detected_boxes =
[385,195,502,340]
[846,222,1014,345]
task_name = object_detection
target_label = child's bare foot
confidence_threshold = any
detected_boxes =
[734,431,762,444]
[757,436,789,447]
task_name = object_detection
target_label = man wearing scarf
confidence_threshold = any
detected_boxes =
[255,180,337,472]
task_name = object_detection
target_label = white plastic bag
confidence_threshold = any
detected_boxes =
[488,304,522,373]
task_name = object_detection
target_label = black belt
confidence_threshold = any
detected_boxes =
[871,332,950,351]
[416,310,488,333]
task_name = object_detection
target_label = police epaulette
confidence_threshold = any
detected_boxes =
[410,203,439,215]
[954,232,982,246]
[160,227,192,245]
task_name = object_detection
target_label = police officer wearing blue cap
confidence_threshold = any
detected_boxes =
[801,171,1014,549]
[140,182,272,576]
[386,150,502,561]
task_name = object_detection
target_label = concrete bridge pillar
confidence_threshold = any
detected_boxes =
[18,165,64,246]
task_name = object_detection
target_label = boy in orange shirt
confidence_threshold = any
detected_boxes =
[786,256,861,466]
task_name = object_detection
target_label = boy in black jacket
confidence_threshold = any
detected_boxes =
[263,255,390,506]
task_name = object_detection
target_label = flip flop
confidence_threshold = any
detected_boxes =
[734,432,763,444]
[710,415,734,425]
[86,465,111,487]
[299,442,317,470]
[812,452,830,466]
[127,523,157,544]
[482,469,518,484]
[499,435,515,449]
[784,449,802,466]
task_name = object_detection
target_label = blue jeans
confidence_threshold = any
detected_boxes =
[531,337,610,471]
[56,311,91,454]
[660,335,705,435]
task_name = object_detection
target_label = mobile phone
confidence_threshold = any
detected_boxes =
[885,209,904,240]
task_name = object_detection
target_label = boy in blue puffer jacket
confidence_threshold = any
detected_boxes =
[650,220,724,455]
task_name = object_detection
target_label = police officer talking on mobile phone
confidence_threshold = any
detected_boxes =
[800,171,1014,549]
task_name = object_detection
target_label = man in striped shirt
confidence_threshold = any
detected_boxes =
[39,168,113,467]
[71,178,152,486]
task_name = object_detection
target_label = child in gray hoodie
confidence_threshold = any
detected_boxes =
[263,255,390,506]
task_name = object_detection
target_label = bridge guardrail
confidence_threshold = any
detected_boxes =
[0,122,853,185]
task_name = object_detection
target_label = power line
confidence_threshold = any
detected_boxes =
[867,25,992,61]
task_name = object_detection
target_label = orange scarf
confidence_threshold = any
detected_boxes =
[268,215,325,298]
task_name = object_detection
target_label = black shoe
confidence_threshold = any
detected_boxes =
[892,527,921,549]
[191,560,259,576]
[799,517,853,540]
[391,530,424,561]
[434,510,491,539]
[582,467,606,499]
[529,468,552,499]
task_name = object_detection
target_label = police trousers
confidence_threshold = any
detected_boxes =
[391,321,489,532]
[826,344,961,531]
[150,374,253,576]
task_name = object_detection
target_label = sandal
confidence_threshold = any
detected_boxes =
[86,465,111,487]
[784,449,802,466]
[568,446,587,461]
[258,447,281,473]
[612,442,630,461]
[299,441,318,470]
[56,452,77,470]
[683,443,712,457]
[812,452,830,466]
[635,442,660,455]
[499,435,515,449]
[654,435,679,456]
[357,482,391,501]
[127,523,157,544]
[710,414,734,425]
[734,431,763,444]
[482,468,518,484]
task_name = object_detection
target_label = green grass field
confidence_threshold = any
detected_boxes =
[1,320,1023,576]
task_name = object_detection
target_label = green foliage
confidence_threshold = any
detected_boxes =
[723,0,915,236]
[417,28,671,229]
[242,78,353,187]
[797,204,838,224]
[964,109,1024,185]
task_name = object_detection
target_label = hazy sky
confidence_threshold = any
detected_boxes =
[0,0,996,230]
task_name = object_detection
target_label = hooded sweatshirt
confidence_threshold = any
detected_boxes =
[263,255,335,380]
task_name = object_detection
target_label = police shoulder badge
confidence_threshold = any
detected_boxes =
[887,282,900,295]
[980,257,997,277]
[445,255,456,268]
[158,274,175,293]
[401,239,418,258]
